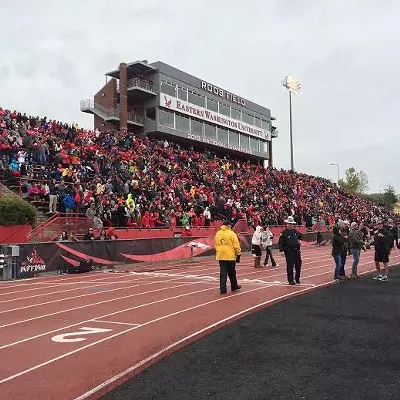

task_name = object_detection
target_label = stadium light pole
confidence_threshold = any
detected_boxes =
[282,76,302,171]
[330,163,339,183]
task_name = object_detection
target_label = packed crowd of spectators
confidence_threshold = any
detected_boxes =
[0,106,398,231]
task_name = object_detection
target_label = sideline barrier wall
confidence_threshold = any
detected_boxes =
[14,230,331,279]
[0,224,31,244]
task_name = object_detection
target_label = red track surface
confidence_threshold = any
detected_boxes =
[0,247,398,400]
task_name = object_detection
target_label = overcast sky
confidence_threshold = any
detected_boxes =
[1,0,398,193]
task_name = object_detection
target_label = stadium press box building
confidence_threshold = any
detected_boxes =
[81,60,278,166]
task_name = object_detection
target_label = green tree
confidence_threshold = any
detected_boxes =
[358,171,369,194]
[338,167,369,194]
[382,185,397,207]
[0,197,37,226]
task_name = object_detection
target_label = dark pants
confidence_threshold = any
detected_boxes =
[333,254,342,279]
[340,251,347,276]
[284,249,302,283]
[264,246,276,266]
[219,260,239,293]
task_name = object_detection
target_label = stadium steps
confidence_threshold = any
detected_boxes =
[80,99,144,126]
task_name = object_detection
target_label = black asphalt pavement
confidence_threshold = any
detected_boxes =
[102,264,400,400]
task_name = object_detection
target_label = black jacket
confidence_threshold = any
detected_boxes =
[373,226,392,253]
[278,228,302,252]
[332,234,345,256]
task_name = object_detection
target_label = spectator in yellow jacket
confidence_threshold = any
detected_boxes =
[215,220,242,294]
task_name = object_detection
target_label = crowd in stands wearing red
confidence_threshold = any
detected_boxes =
[0,106,397,231]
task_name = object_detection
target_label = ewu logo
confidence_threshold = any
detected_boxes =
[20,248,46,273]
[164,95,172,108]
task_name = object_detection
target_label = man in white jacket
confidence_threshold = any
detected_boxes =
[261,226,278,267]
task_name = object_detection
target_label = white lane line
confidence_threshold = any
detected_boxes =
[0,253,343,312]
[0,282,213,350]
[0,280,211,331]
[0,261,335,351]
[72,278,341,400]
[90,320,141,327]
[0,274,137,297]
[0,273,128,289]
[2,255,397,387]
[0,275,170,305]
[0,276,204,315]
[125,254,336,282]
[0,284,274,385]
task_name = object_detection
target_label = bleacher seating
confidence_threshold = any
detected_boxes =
[1,105,398,241]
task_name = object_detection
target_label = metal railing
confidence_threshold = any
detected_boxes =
[80,99,95,112]
[27,213,94,242]
[26,213,60,241]
[127,77,156,93]
[127,112,143,124]
[80,99,144,125]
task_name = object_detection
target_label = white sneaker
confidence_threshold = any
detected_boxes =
[373,275,382,280]
[378,275,388,281]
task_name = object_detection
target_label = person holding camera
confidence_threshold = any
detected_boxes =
[215,220,242,294]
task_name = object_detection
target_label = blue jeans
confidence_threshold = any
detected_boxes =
[351,249,360,275]
[339,251,347,276]
[333,254,342,279]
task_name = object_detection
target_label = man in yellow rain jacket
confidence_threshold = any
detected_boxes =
[215,220,242,294]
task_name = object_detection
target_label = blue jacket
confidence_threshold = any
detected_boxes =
[62,195,75,210]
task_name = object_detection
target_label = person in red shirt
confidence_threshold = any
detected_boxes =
[182,226,192,237]
[141,211,150,228]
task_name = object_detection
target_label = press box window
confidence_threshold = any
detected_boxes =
[231,108,241,121]
[217,127,229,143]
[191,118,204,135]
[188,91,206,108]
[161,81,176,97]
[240,134,249,149]
[229,131,239,146]
[178,87,188,102]
[219,102,230,117]
[176,114,189,132]
[263,142,269,156]
[242,113,254,125]
[159,109,174,129]
[261,119,270,130]
[204,122,216,138]
[250,137,260,152]
[206,98,218,112]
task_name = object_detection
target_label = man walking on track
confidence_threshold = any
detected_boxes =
[215,220,242,294]
[278,216,303,285]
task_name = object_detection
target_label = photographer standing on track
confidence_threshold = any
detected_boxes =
[215,220,242,295]
[278,216,302,285]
